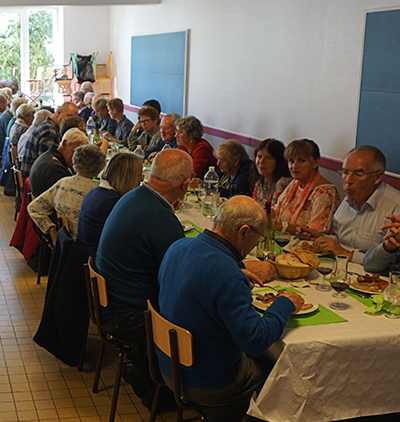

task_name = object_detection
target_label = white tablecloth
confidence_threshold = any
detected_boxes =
[178,201,400,422]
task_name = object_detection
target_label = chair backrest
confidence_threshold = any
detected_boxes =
[9,145,18,167]
[56,213,70,232]
[147,300,193,367]
[12,165,24,190]
[88,256,108,307]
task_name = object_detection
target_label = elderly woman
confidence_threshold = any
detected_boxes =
[93,97,117,136]
[274,139,340,235]
[73,90,92,122]
[28,143,106,245]
[76,153,142,260]
[214,139,253,198]
[251,138,292,206]
[176,115,217,179]
[128,105,161,151]
[9,104,36,148]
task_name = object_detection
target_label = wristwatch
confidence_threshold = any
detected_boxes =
[281,221,288,232]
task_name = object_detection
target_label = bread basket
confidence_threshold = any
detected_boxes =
[272,251,320,279]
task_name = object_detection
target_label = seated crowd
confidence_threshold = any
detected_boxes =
[2,86,400,421]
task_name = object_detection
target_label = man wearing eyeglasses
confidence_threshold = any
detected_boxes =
[300,145,400,272]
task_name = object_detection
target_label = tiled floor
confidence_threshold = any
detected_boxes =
[0,187,198,422]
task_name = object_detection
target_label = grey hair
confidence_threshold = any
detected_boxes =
[151,149,193,188]
[62,127,89,146]
[16,104,36,119]
[176,115,204,139]
[215,139,249,165]
[81,81,95,92]
[84,92,95,105]
[163,112,181,125]
[32,109,53,127]
[72,144,106,177]
[347,145,386,172]
[213,196,265,234]
[73,90,85,101]
[10,98,28,116]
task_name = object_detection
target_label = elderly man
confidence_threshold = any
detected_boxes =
[301,145,400,272]
[144,112,180,161]
[80,81,95,93]
[21,102,79,178]
[102,98,133,147]
[30,128,89,198]
[157,196,302,422]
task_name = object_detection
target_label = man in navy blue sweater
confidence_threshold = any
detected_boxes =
[158,196,303,422]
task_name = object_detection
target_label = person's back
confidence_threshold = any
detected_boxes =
[95,184,184,317]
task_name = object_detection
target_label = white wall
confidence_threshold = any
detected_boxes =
[108,0,400,166]
[63,6,111,65]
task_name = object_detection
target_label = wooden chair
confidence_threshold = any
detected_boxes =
[144,300,211,422]
[11,165,24,221]
[84,257,137,422]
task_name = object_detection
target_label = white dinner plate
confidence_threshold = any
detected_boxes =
[181,222,194,232]
[348,284,384,295]
[252,294,318,315]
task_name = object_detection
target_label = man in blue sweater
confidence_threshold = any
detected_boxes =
[158,196,303,421]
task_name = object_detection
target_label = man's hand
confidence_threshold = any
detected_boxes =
[242,269,264,289]
[315,236,354,261]
[244,260,275,284]
[148,151,157,163]
[280,291,304,314]
[381,215,400,252]
[296,225,322,240]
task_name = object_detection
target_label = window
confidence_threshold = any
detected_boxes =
[0,7,63,105]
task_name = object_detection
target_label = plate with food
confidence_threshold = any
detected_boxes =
[252,290,318,315]
[181,222,194,232]
[349,274,388,294]
[285,240,325,256]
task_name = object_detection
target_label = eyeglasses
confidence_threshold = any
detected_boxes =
[338,169,381,180]
[249,225,267,243]
[139,118,152,125]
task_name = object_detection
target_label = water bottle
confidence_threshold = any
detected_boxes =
[133,145,145,162]
[86,116,95,143]
[203,166,219,218]
[161,143,171,151]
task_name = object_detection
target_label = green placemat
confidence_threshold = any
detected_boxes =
[182,220,203,238]
[252,286,347,327]
[345,288,375,307]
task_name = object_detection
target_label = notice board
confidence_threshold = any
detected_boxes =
[130,30,188,116]
[356,9,400,175]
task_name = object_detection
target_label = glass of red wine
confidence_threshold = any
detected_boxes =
[330,255,350,310]
[316,258,335,292]
[274,231,290,254]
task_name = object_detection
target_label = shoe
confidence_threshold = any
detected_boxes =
[122,362,146,398]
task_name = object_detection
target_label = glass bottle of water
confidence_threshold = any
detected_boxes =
[203,166,219,218]
[133,145,145,162]
[86,116,95,143]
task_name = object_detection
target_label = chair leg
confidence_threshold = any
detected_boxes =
[78,319,89,372]
[93,341,105,393]
[149,383,164,422]
[109,345,124,422]
[36,242,45,284]
[177,406,183,422]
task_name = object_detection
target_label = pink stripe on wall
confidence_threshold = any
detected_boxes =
[124,105,400,190]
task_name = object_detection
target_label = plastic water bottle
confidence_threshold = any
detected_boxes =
[133,145,145,162]
[161,143,171,151]
[203,166,219,218]
[86,116,95,143]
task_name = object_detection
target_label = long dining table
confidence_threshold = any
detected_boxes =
[177,197,400,422]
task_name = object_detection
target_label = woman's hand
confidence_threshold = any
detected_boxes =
[189,178,203,189]
[296,225,322,240]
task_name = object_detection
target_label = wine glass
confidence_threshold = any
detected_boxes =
[384,271,400,319]
[330,275,350,310]
[274,231,290,254]
[332,255,349,299]
[316,257,335,292]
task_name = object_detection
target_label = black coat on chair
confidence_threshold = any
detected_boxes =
[34,226,89,366]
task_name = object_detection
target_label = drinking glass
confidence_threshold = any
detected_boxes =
[384,271,400,319]
[195,187,205,211]
[274,231,290,254]
[330,255,350,310]
[333,254,349,299]
[315,257,335,292]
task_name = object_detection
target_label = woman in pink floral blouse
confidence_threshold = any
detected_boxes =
[251,138,292,206]
[274,139,340,235]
